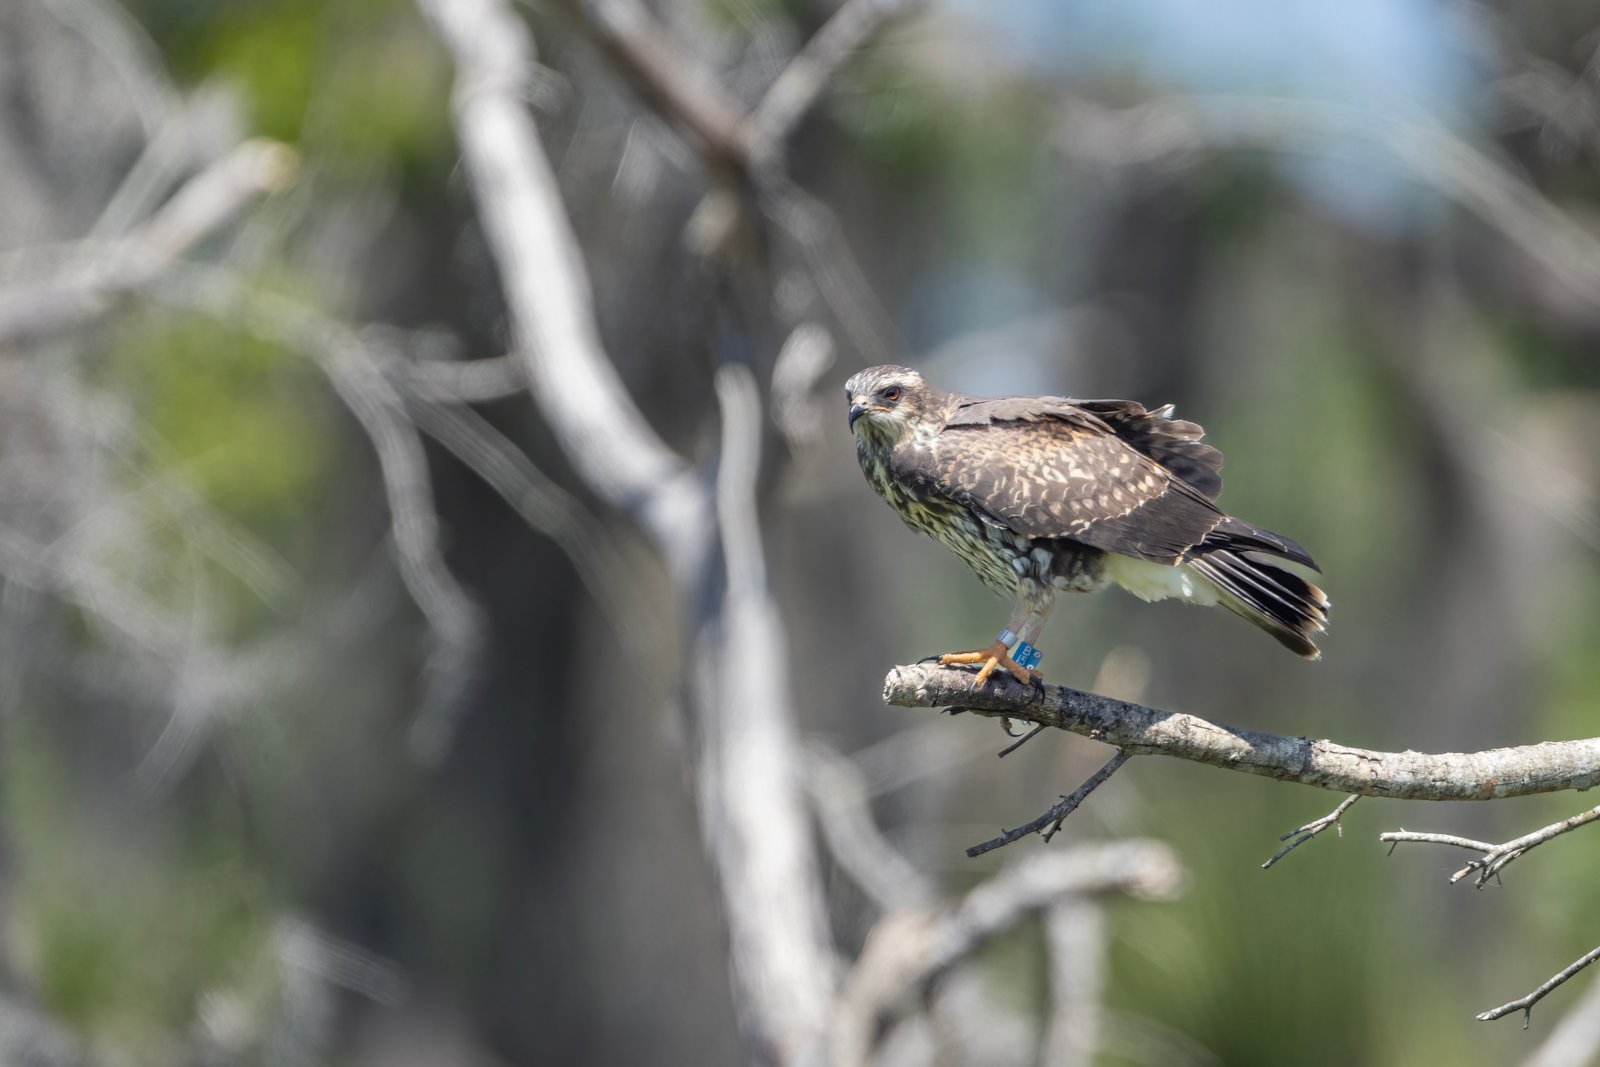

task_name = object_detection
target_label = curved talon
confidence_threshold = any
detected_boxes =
[938,640,1040,686]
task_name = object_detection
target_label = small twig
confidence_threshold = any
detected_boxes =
[400,394,638,639]
[966,750,1131,858]
[0,138,295,347]
[321,345,487,752]
[1380,803,1600,887]
[1056,94,1600,324]
[745,0,923,163]
[1478,945,1600,1026]
[384,351,528,402]
[1261,794,1361,869]
[803,741,938,913]
[1380,830,1494,857]
[1453,804,1600,887]
[545,0,752,173]
[996,723,1047,758]
[1520,964,1600,1066]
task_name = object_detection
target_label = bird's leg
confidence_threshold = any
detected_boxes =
[939,603,1049,686]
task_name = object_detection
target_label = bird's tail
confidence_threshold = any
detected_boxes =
[1186,529,1329,659]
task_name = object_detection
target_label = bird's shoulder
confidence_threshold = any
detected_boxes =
[901,392,1226,562]
[935,393,1223,500]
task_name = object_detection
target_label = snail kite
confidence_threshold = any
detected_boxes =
[845,365,1328,685]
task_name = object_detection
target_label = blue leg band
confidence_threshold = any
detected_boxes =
[1012,642,1043,670]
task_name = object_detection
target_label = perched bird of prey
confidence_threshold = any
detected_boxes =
[845,365,1328,685]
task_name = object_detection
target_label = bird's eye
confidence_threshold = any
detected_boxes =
[881,386,902,402]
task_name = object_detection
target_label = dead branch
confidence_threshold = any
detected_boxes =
[884,663,1600,801]
[419,0,709,574]
[966,749,1131,857]
[545,0,752,175]
[318,342,487,747]
[1057,94,1600,323]
[745,0,923,164]
[1261,795,1361,869]
[1381,803,1600,888]
[0,138,295,347]
[1520,967,1600,1066]
[769,322,835,451]
[1479,946,1600,1026]
[828,840,1185,1067]
[1381,830,1494,855]
[693,364,834,1058]
[1041,898,1106,1067]
[383,350,527,402]
[398,394,638,636]
[422,1,843,1059]
[555,0,908,363]
[803,740,939,913]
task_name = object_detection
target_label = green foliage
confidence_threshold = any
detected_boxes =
[701,0,802,32]
[1494,314,1600,392]
[103,308,332,546]
[127,0,453,178]
[1193,154,1286,244]
[831,53,970,181]
[1104,771,1478,1067]
[315,17,453,179]
[4,727,276,1058]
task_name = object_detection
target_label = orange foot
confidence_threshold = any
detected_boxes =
[939,640,1040,686]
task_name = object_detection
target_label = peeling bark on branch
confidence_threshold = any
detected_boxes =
[883,664,1600,801]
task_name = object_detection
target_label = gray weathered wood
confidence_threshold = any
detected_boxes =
[884,664,1600,801]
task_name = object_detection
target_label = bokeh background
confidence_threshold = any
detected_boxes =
[3,0,1600,1064]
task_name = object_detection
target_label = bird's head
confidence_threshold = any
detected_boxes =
[845,365,930,444]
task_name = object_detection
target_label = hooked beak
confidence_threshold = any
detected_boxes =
[848,402,867,428]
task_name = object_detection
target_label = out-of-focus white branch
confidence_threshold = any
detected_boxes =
[319,341,486,754]
[37,0,181,141]
[746,0,923,164]
[1058,95,1600,321]
[145,265,653,756]
[419,5,841,1059]
[769,322,835,451]
[804,740,938,913]
[828,840,1185,1067]
[417,0,708,577]
[695,363,834,1061]
[383,351,527,402]
[0,138,296,347]
[1041,899,1106,1067]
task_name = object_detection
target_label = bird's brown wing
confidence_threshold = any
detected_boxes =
[903,397,1227,564]
[1070,399,1223,500]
